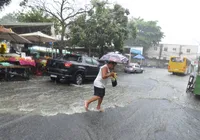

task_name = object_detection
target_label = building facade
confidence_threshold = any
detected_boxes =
[146,44,199,60]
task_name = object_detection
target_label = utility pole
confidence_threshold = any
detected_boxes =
[159,44,163,60]
[179,45,182,57]
[158,44,163,67]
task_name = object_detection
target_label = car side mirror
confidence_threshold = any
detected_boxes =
[98,64,101,68]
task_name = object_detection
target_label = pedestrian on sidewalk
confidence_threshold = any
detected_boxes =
[85,61,117,112]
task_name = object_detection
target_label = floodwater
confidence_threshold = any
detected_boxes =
[0,68,198,115]
[0,68,200,140]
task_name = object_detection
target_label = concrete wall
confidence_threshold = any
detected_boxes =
[180,45,198,60]
[146,44,198,60]
[146,45,160,59]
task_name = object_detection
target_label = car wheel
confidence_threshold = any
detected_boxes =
[50,77,56,81]
[124,70,127,73]
[56,78,61,83]
[75,73,84,85]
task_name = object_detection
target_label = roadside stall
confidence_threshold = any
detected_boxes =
[0,63,32,81]
[0,26,34,81]
[133,54,145,66]
[0,48,36,81]
[20,31,57,76]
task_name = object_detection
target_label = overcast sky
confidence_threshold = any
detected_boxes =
[1,0,200,45]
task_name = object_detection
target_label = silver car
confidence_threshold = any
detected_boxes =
[124,63,144,73]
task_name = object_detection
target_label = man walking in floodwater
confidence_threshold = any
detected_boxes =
[85,61,117,111]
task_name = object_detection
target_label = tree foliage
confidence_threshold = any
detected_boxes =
[16,8,60,34]
[0,13,18,23]
[125,17,164,54]
[17,8,51,22]
[0,0,11,10]
[20,0,92,54]
[69,0,132,57]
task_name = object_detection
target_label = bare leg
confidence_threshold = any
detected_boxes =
[97,97,104,111]
[85,96,100,111]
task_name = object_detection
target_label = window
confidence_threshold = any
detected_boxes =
[63,54,80,61]
[92,59,99,66]
[187,49,191,53]
[173,48,176,51]
[135,65,140,68]
[164,47,168,51]
[171,57,184,62]
[85,58,93,65]
[77,57,82,62]
[154,47,157,51]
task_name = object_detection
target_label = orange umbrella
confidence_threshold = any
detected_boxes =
[0,27,12,33]
[0,26,32,44]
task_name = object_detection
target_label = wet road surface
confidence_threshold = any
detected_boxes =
[0,68,200,140]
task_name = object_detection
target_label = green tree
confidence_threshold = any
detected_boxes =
[69,0,132,57]
[125,17,164,55]
[69,13,98,56]
[16,8,60,34]
[0,13,18,23]
[0,0,11,10]
[20,0,92,54]
[111,4,131,52]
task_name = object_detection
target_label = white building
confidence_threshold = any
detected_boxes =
[146,44,199,60]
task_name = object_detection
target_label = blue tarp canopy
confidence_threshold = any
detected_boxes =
[130,48,142,54]
[133,54,145,59]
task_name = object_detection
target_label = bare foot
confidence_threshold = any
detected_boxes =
[96,106,100,110]
[96,106,104,112]
[85,101,89,111]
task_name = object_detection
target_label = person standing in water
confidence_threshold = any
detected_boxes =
[85,61,117,111]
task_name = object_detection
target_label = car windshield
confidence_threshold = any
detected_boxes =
[129,64,137,67]
[63,54,81,61]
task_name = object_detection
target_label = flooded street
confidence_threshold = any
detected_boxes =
[0,68,200,140]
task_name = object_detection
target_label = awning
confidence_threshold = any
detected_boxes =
[130,48,142,54]
[133,54,145,60]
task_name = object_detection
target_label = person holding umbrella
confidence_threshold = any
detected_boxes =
[85,61,117,112]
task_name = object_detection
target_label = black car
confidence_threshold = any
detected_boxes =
[46,54,100,85]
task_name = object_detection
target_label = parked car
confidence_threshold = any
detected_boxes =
[124,63,144,73]
[46,54,100,85]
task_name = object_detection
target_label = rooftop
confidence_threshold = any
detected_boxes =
[0,22,54,27]
[0,22,54,35]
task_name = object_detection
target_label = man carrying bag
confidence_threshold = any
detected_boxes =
[84,61,117,111]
